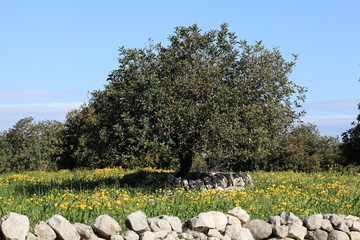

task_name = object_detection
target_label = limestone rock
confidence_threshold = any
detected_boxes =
[279,212,303,226]
[163,234,177,240]
[27,233,39,240]
[126,211,150,234]
[208,229,223,238]
[329,215,345,227]
[307,229,328,240]
[304,214,323,230]
[225,225,254,240]
[273,225,289,238]
[153,230,168,239]
[110,235,124,240]
[93,215,121,239]
[351,221,360,231]
[122,230,139,240]
[227,207,250,226]
[1,212,30,240]
[148,216,172,233]
[334,222,350,233]
[349,232,360,240]
[328,230,350,240]
[163,216,183,233]
[140,231,155,240]
[189,212,215,231]
[227,214,242,227]
[246,219,272,240]
[288,223,307,240]
[207,211,228,232]
[34,221,57,240]
[46,214,80,240]
[269,216,281,228]
[321,219,334,232]
[74,222,101,240]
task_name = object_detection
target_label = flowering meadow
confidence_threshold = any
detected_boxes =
[0,167,359,230]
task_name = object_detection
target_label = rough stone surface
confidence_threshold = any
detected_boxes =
[227,214,242,227]
[140,231,155,240]
[189,212,216,231]
[126,211,150,234]
[269,216,281,228]
[122,230,139,240]
[163,216,183,233]
[328,230,350,240]
[304,214,323,230]
[335,222,350,233]
[34,221,57,240]
[93,215,122,239]
[110,235,124,240]
[227,207,251,226]
[351,221,360,231]
[307,229,328,240]
[288,223,307,240]
[225,225,254,240]
[349,231,360,240]
[321,219,334,232]
[74,222,101,240]
[273,225,289,238]
[280,212,303,226]
[329,215,346,227]
[1,212,30,240]
[46,214,80,240]
[27,233,39,240]
[247,219,272,240]
[206,211,228,232]
[148,216,172,233]
[207,229,223,238]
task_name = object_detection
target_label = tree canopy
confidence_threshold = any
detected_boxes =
[61,24,307,176]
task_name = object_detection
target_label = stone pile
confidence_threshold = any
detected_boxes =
[1,208,360,240]
[120,171,253,191]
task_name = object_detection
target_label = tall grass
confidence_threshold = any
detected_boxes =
[0,167,359,230]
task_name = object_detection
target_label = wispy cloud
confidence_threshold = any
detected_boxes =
[0,102,83,131]
[0,90,79,99]
[303,98,360,113]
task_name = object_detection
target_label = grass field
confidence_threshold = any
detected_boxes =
[0,167,359,230]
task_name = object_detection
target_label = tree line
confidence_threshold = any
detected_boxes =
[0,24,358,174]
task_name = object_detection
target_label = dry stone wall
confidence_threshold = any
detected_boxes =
[1,208,360,240]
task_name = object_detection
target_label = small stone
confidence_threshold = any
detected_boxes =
[329,215,345,227]
[123,230,140,240]
[208,229,223,238]
[46,214,80,240]
[74,222,102,240]
[34,221,57,240]
[288,223,307,240]
[349,232,360,240]
[164,234,177,240]
[126,211,150,234]
[246,219,272,240]
[328,230,349,240]
[351,221,360,231]
[27,233,39,240]
[154,230,168,239]
[93,215,121,239]
[279,212,303,226]
[163,216,183,233]
[207,211,228,232]
[334,222,350,233]
[189,212,216,231]
[227,214,242,227]
[304,214,323,230]
[1,212,30,240]
[111,235,125,240]
[225,225,254,240]
[140,231,155,240]
[269,216,281,228]
[179,232,193,240]
[148,216,172,233]
[307,229,328,240]
[273,225,289,238]
[321,219,334,232]
[227,207,250,226]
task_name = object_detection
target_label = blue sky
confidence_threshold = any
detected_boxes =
[0,0,359,137]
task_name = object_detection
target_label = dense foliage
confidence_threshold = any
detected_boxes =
[59,24,308,175]
[0,24,356,173]
[341,103,360,167]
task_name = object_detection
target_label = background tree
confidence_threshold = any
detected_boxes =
[62,24,306,176]
[0,117,63,172]
[271,123,342,172]
[341,103,360,166]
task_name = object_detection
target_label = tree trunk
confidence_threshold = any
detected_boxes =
[175,150,193,178]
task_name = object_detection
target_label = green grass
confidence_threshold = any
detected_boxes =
[0,167,359,231]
